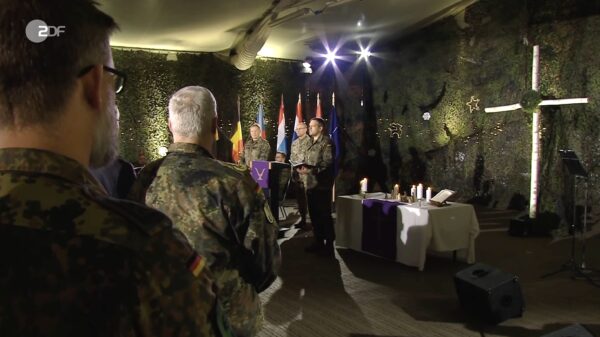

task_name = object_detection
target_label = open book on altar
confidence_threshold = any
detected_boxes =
[429,189,456,207]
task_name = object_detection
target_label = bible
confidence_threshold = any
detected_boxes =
[289,160,314,170]
[429,189,456,207]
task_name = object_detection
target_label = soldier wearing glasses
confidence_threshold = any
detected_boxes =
[290,122,310,228]
[0,1,229,336]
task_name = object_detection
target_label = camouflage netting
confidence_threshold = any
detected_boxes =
[113,0,600,227]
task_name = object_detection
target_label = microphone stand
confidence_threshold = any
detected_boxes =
[542,150,599,287]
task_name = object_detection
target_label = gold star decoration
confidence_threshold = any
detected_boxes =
[466,96,480,113]
[388,123,403,139]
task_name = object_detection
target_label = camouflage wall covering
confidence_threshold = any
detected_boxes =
[368,0,600,219]
[112,50,305,164]
[113,0,599,222]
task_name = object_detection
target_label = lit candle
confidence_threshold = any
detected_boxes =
[417,183,423,200]
[393,184,399,195]
[426,187,432,202]
[410,185,416,198]
[360,178,368,193]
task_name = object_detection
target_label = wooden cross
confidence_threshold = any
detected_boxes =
[485,45,589,219]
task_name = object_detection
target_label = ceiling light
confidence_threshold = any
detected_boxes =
[359,47,371,60]
[325,50,337,64]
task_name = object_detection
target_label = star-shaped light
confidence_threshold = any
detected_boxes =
[387,122,403,138]
[422,112,431,121]
[466,96,480,113]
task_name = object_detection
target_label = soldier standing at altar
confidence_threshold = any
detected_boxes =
[290,122,311,229]
[297,118,335,257]
[240,123,270,167]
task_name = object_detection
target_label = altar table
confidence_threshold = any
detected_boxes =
[335,193,480,271]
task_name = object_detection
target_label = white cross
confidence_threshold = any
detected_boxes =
[485,45,589,219]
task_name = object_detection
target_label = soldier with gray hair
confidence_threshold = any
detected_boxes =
[0,1,226,336]
[130,86,281,337]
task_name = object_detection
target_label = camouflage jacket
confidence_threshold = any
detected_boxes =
[240,138,270,167]
[129,143,281,337]
[290,135,311,164]
[0,148,227,337]
[304,134,335,190]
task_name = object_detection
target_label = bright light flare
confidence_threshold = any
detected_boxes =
[359,47,372,60]
[325,49,337,65]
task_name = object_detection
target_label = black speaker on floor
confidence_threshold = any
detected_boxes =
[454,263,524,324]
[541,324,596,337]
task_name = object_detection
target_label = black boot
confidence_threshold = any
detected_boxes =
[305,240,324,254]
[318,240,335,257]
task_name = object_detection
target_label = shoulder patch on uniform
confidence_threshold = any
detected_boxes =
[264,203,276,224]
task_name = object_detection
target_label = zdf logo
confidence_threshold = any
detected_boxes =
[25,19,66,43]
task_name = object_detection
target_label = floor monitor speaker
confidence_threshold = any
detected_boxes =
[454,263,524,324]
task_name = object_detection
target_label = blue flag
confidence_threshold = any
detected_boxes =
[256,104,266,139]
[328,104,340,177]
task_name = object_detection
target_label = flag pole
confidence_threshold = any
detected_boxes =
[331,92,336,203]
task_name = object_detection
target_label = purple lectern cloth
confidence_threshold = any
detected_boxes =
[250,160,270,189]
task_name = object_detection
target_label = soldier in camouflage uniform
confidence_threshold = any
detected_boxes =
[240,124,271,167]
[0,1,227,337]
[290,122,311,228]
[130,86,281,337]
[297,118,335,257]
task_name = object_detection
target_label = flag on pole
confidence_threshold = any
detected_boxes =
[315,92,323,118]
[230,96,244,163]
[276,94,287,154]
[328,93,340,177]
[256,104,266,139]
[292,93,303,141]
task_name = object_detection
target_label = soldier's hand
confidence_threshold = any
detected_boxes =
[297,166,308,175]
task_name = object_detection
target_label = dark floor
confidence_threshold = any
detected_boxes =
[259,206,600,337]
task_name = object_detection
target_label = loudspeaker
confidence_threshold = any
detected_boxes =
[454,263,524,324]
[541,324,596,337]
[508,212,559,237]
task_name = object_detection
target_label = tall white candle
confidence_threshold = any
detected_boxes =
[393,184,399,195]
[417,183,423,200]
[360,178,368,193]
[426,187,432,202]
[410,185,416,197]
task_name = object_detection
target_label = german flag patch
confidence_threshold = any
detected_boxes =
[187,253,206,277]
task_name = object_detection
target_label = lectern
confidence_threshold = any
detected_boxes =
[250,160,291,222]
[268,162,291,222]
